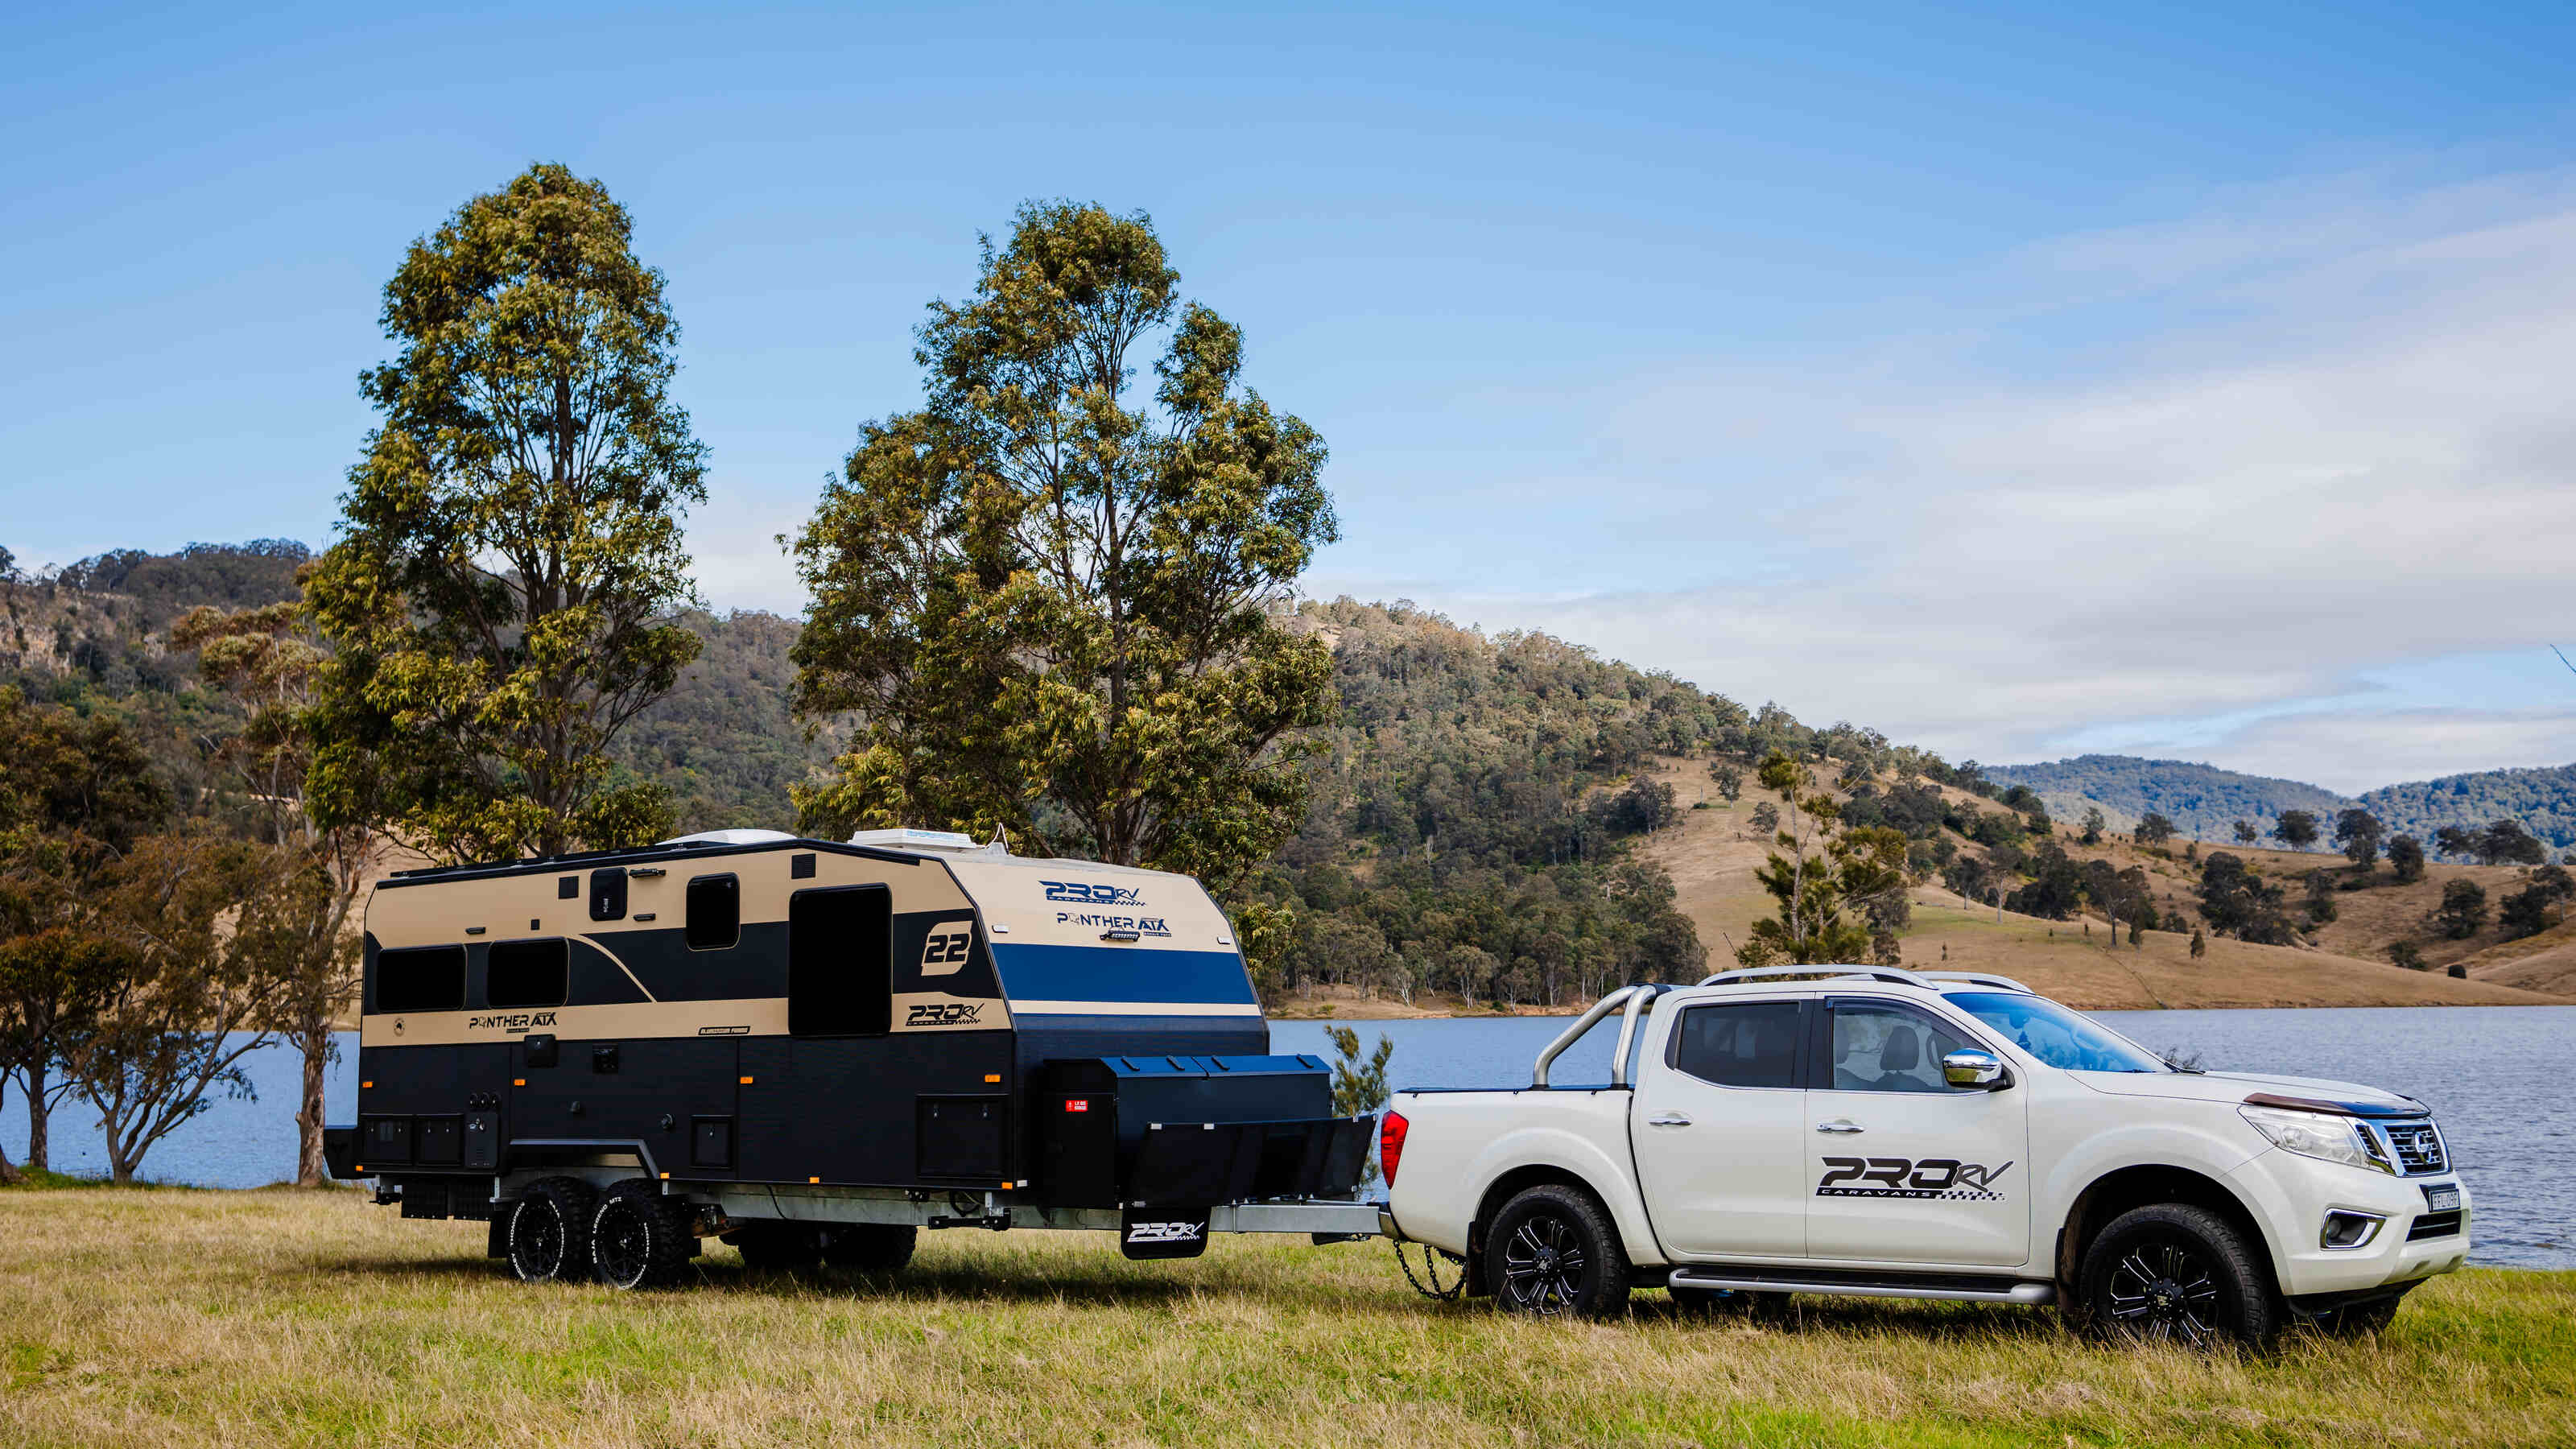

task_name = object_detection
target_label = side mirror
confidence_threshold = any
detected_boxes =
[1942,1050,2007,1091]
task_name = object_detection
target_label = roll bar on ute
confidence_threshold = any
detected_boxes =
[1532,984,1671,1088]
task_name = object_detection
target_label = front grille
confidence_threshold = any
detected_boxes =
[2383,1122,2446,1174]
[2407,1209,2463,1241]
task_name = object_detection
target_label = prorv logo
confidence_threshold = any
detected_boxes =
[1817,1156,2013,1201]
[1042,880,1144,906]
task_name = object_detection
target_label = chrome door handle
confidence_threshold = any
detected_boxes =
[1645,1113,1692,1127]
[1815,1121,1864,1134]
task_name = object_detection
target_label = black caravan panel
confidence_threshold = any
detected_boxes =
[789,886,892,1036]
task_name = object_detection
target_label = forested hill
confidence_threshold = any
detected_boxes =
[1984,756,2352,842]
[1990,753,2576,855]
[2359,766,2576,856]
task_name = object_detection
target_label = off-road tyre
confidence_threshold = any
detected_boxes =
[2079,1203,2278,1348]
[727,1221,826,1272]
[821,1224,917,1274]
[1486,1184,1630,1320]
[507,1177,599,1283]
[590,1182,699,1290]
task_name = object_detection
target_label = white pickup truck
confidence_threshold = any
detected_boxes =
[1381,967,2470,1344]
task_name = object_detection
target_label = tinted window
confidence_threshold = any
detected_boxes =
[588,869,627,921]
[790,886,891,1035]
[1671,1001,1802,1088]
[485,939,568,1009]
[686,874,740,950]
[1828,1002,1969,1093]
[376,945,465,1013]
[1946,991,2167,1073]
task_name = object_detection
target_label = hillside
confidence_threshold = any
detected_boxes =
[1634,757,2567,1009]
[1984,755,2352,842]
[1992,753,2576,857]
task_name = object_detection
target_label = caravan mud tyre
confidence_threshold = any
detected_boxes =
[1487,1184,1630,1321]
[822,1224,917,1275]
[591,1182,699,1290]
[507,1177,599,1283]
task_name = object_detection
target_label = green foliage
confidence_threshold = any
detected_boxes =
[2134,811,2176,846]
[2497,865,2574,940]
[2433,878,2488,939]
[1986,755,2349,844]
[609,609,841,832]
[1323,1026,1394,1119]
[1709,762,1742,801]
[2388,939,2426,971]
[1734,752,1898,967]
[2387,833,2426,883]
[304,163,708,864]
[2197,852,2298,944]
[2359,765,2576,855]
[2334,807,2383,871]
[2272,809,2321,850]
[791,202,1336,890]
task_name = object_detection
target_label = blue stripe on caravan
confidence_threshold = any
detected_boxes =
[988,943,1257,1005]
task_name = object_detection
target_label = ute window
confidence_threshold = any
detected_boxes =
[687,874,741,950]
[1670,1001,1803,1088]
[1945,991,2167,1074]
[1827,1002,1971,1093]
[485,938,568,1009]
[375,945,465,1013]
[788,885,892,1035]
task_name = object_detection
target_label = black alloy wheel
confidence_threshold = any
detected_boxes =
[1486,1184,1630,1320]
[590,1182,697,1290]
[507,1177,599,1283]
[2079,1203,2277,1348]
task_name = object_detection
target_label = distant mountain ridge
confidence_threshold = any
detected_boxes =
[1989,753,2576,854]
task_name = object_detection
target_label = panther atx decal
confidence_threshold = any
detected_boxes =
[1817,1156,2014,1200]
[1042,880,1145,906]
[466,1010,559,1034]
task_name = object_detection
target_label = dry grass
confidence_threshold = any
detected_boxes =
[1632,758,2572,1009]
[2,1188,2571,1447]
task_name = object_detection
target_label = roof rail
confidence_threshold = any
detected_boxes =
[1698,964,1937,989]
[1919,971,2035,994]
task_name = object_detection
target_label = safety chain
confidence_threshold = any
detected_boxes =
[1393,1236,1468,1300]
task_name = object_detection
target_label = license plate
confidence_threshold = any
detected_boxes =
[2424,1184,2462,1213]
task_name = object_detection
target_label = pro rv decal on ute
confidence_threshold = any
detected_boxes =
[1818,1156,2014,1200]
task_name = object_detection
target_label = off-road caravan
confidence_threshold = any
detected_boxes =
[328,828,1380,1288]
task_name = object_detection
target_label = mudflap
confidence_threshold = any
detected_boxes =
[1120,1204,1211,1261]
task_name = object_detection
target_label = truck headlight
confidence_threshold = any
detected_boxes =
[2239,1104,2395,1174]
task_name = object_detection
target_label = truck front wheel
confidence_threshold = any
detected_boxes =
[1487,1184,1630,1320]
[2078,1203,2278,1348]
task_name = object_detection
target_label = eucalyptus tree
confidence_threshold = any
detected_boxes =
[791,202,1338,890]
[306,163,708,863]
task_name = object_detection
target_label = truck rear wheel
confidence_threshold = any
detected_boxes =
[822,1224,917,1274]
[506,1177,598,1283]
[1487,1184,1630,1320]
[2079,1203,2277,1348]
[591,1183,698,1290]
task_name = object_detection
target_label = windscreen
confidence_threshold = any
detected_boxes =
[1946,991,2167,1074]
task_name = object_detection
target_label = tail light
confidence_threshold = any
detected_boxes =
[1379,1110,1410,1187]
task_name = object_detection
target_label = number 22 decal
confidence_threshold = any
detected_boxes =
[920,928,974,976]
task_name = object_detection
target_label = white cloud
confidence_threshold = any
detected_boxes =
[1378,171,2576,788]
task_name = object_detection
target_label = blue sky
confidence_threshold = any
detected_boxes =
[8,2,2576,791]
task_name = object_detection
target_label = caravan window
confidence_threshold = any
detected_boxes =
[376,945,465,1013]
[788,886,891,1035]
[687,874,741,950]
[485,939,568,1009]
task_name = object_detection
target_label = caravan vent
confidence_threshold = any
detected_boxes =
[848,828,988,852]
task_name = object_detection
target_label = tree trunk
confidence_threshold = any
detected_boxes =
[0,1078,18,1185]
[24,1059,49,1173]
[296,1025,329,1187]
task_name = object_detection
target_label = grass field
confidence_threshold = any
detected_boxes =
[3,1189,2570,1447]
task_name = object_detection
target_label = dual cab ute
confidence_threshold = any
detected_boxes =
[1381,967,2470,1344]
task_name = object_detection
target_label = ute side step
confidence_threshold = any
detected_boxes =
[1668,1266,2056,1305]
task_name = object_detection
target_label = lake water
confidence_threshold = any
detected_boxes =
[7,1007,2567,1267]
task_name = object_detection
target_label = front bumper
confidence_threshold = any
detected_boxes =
[2227,1147,2471,1297]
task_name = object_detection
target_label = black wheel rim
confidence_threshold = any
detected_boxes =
[515,1201,565,1280]
[2103,1237,2223,1346]
[1500,1212,1587,1315]
[595,1203,650,1287]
